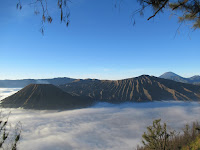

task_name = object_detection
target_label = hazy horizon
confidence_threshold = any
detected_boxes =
[0,71,199,81]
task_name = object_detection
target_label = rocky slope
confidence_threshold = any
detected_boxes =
[1,84,94,109]
[59,75,200,102]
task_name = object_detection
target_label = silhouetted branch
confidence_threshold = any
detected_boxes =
[17,0,71,34]
[136,0,200,29]
[147,0,169,20]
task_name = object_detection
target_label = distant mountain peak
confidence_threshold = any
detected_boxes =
[159,72,200,84]
[159,72,180,78]
[190,75,200,78]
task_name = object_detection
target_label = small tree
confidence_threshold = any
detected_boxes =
[141,119,174,150]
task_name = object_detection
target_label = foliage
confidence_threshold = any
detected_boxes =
[16,0,200,34]
[137,119,200,150]
[139,119,175,150]
[16,0,70,35]
[136,0,200,29]
[182,135,200,150]
[0,112,21,150]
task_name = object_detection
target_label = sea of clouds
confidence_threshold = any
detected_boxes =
[0,88,21,101]
[0,88,200,150]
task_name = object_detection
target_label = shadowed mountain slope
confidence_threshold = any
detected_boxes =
[160,72,200,84]
[1,84,94,109]
[0,77,75,88]
[59,75,200,102]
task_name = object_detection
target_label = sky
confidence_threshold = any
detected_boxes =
[0,0,200,80]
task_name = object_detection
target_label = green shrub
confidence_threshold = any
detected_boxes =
[137,119,200,150]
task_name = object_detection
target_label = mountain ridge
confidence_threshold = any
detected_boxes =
[59,75,200,102]
[159,72,200,84]
[0,72,199,88]
[0,77,76,88]
[1,75,200,110]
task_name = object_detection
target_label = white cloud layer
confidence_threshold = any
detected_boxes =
[0,88,21,101]
[0,88,200,150]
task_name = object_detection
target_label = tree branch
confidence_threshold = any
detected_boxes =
[147,0,169,20]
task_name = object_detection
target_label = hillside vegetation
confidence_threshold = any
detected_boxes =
[137,119,200,150]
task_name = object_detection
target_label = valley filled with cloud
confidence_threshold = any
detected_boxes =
[0,88,21,101]
[1,88,200,150]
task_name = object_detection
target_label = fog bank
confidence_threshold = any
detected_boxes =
[0,88,200,150]
[0,88,21,101]
[0,101,199,150]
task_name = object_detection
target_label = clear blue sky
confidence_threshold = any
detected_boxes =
[0,0,200,80]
